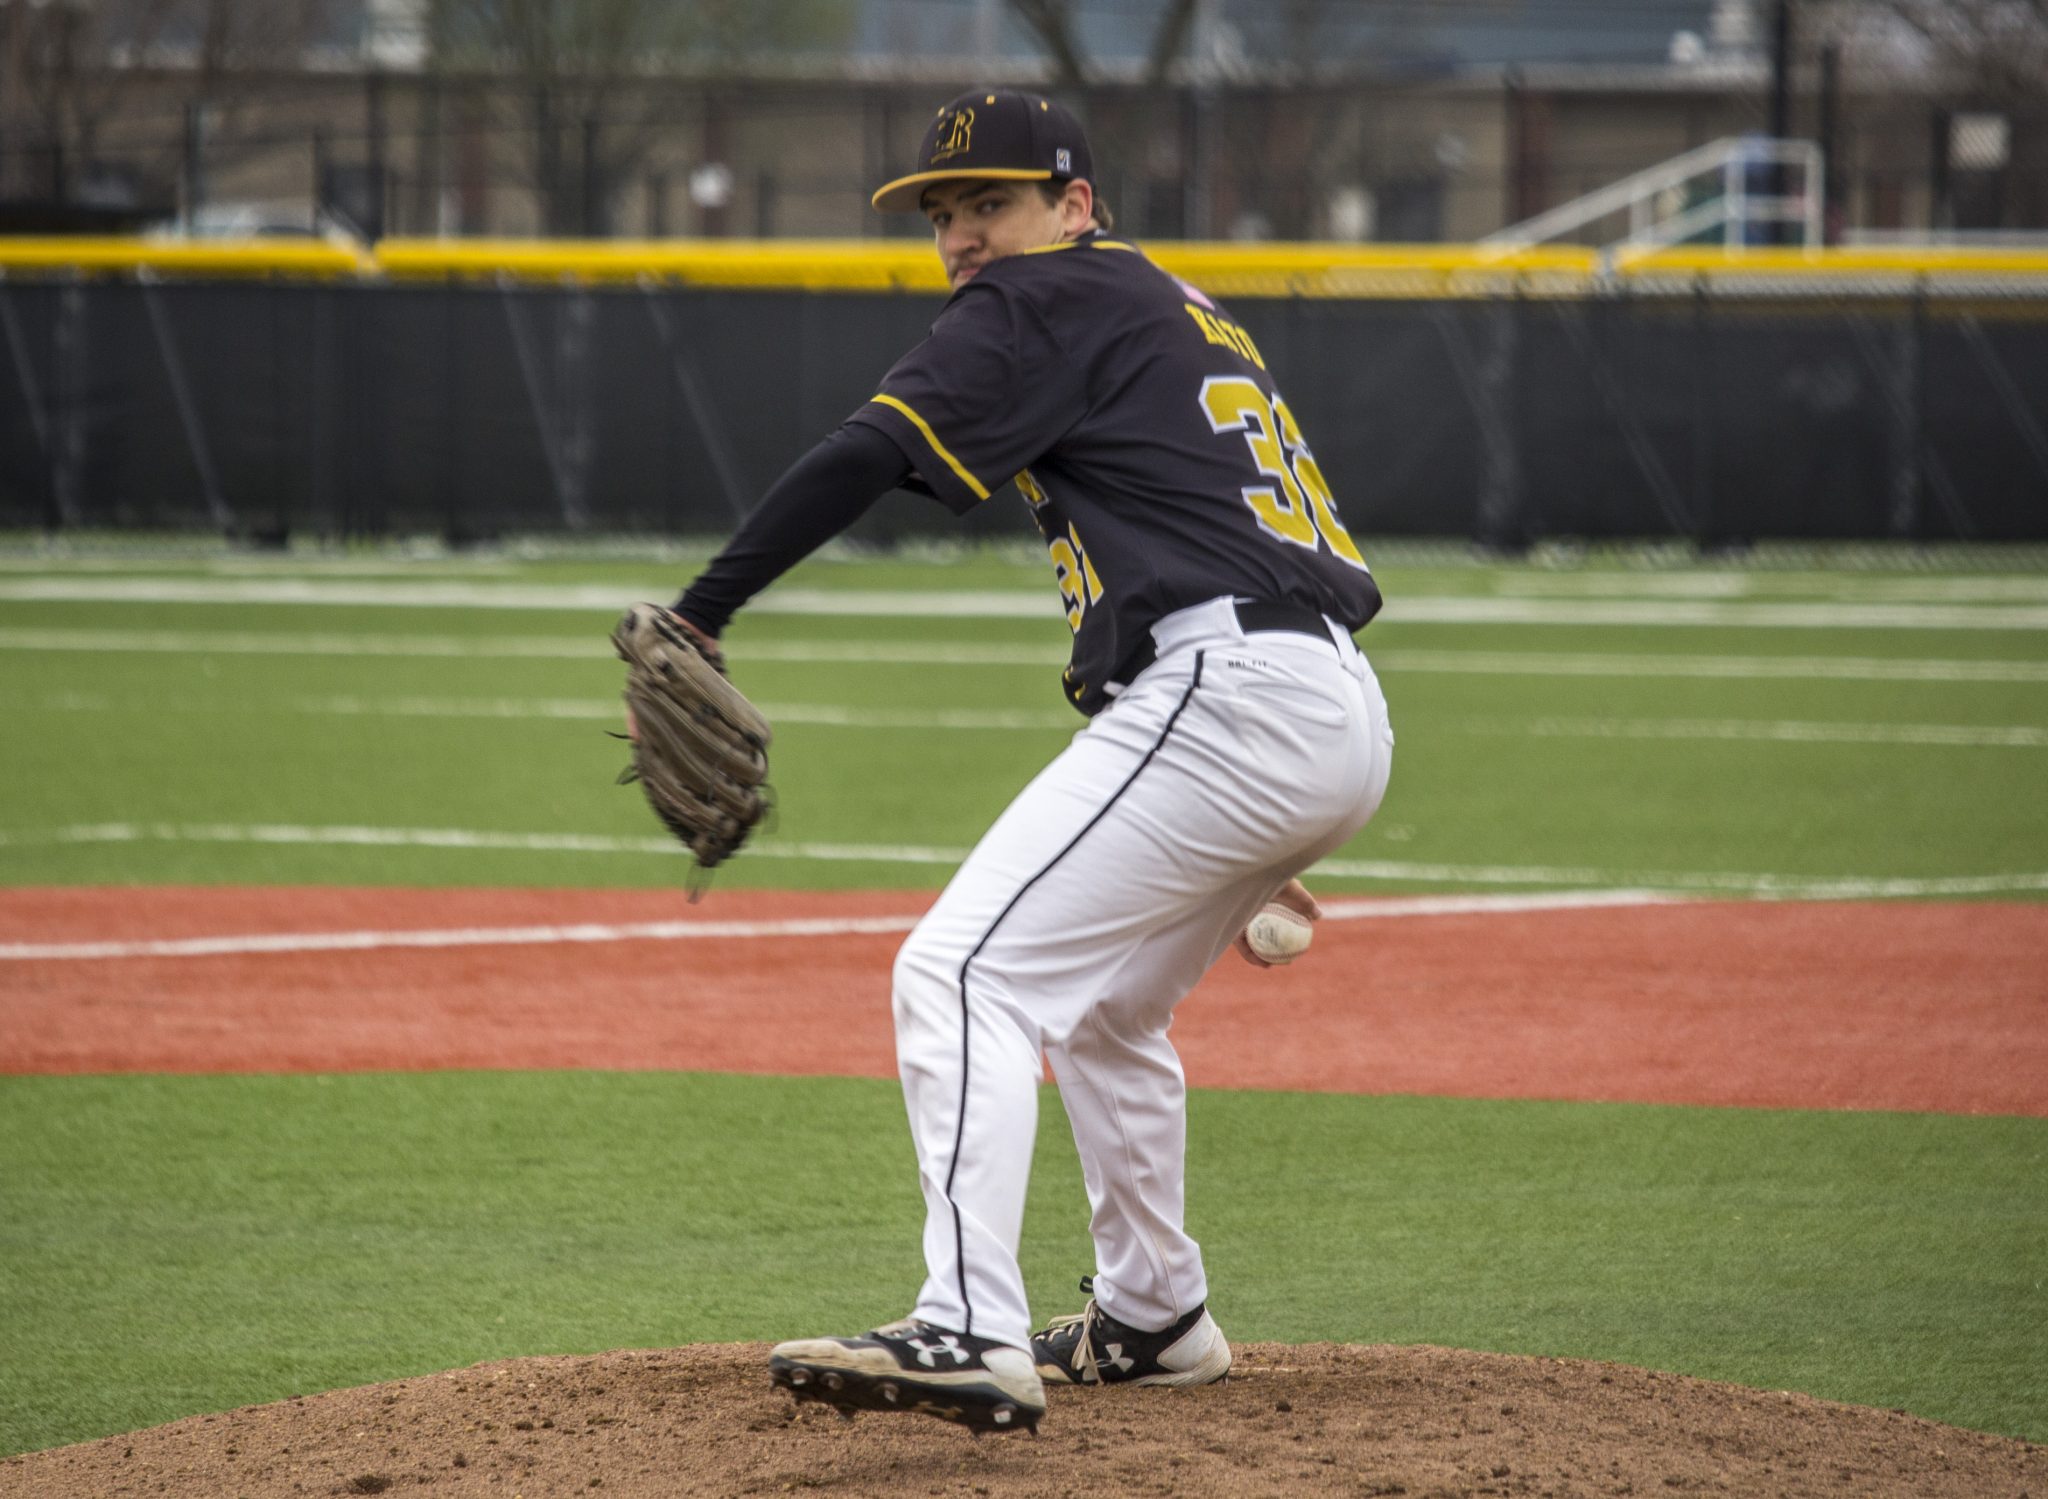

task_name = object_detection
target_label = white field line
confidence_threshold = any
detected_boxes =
[0,577,675,611]
[1493,574,1755,599]
[0,822,970,865]
[746,703,1071,731]
[4,627,2047,685]
[304,699,2048,744]
[1374,649,2048,684]
[0,628,1071,667]
[3,556,2042,601]
[6,577,2048,630]
[1493,574,2048,603]
[0,913,923,962]
[1479,717,2048,749]
[1315,890,1680,919]
[298,695,1074,732]
[0,626,601,660]
[1310,856,2048,898]
[4,822,2045,900]
[0,556,524,576]
[28,690,2047,745]
[1384,596,2048,630]
[0,889,1684,963]
[21,691,1079,732]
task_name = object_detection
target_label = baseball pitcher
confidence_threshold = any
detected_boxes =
[628,88,1394,1434]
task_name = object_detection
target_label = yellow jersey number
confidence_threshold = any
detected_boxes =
[1198,375,1368,570]
[1049,521,1104,631]
[1020,468,1105,633]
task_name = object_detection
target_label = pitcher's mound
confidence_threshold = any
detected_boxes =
[1,1342,2037,1498]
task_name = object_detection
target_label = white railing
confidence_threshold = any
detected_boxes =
[1482,136,1823,259]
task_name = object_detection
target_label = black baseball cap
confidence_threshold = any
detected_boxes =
[871,88,1094,213]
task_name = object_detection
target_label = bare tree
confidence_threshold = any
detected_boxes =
[1002,0,1088,88]
[995,1,1200,233]
[2,0,338,208]
[1003,0,1198,87]
[430,0,854,235]
[4,0,180,200]
[183,0,350,174]
[1865,0,2048,102]
[1812,0,2048,228]
[1001,0,1385,238]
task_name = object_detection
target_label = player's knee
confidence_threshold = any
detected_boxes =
[892,927,962,1035]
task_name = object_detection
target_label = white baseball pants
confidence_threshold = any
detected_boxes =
[893,596,1395,1350]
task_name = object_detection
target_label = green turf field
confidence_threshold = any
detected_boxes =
[2,1074,2042,1456]
[2,541,2045,1455]
[3,543,2045,893]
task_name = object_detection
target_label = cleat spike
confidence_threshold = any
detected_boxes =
[789,1369,811,1386]
[822,1372,844,1391]
[879,1381,900,1403]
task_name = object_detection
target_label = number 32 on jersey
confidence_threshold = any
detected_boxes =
[1199,375,1368,570]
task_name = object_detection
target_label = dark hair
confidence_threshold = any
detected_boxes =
[1040,180,1114,232]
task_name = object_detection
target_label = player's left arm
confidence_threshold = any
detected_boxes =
[674,420,913,639]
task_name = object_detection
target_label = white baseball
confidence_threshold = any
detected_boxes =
[1244,903,1314,965]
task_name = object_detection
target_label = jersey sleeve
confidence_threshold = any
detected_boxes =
[849,281,1087,515]
[674,419,912,636]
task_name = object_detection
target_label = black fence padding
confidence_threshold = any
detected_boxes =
[2,279,2044,541]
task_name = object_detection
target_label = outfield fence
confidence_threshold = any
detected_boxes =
[2,240,2046,545]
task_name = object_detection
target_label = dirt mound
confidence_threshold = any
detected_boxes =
[2,1343,2036,1498]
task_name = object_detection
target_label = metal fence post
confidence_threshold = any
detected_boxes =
[642,283,750,525]
[181,102,207,231]
[444,276,463,539]
[582,117,603,237]
[140,277,232,531]
[1446,291,1524,551]
[1690,275,1717,542]
[308,279,330,534]
[53,278,85,529]
[267,274,286,541]
[1887,285,1924,540]
[559,280,593,530]
[1474,288,1527,549]
[1911,282,1930,539]
[0,280,57,528]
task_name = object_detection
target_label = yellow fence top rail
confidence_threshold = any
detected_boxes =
[1151,242,1598,298]
[5,236,2048,293]
[1616,245,2048,278]
[374,237,953,290]
[372,237,1603,297]
[0,235,1600,296]
[0,237,371,278]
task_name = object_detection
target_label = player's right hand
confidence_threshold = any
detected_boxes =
[1233,878,1322,968]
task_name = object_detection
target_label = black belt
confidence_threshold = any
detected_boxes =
[1111,599,1333,691]
[1232,599,1333,642]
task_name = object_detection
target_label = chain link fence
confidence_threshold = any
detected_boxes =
[1,257,2044,545]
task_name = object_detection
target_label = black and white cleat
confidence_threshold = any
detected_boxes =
[769,1319,1046,1435]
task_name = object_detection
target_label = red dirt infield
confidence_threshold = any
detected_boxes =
[2,886,2043,1115]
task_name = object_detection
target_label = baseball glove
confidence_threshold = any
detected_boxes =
[611,603,772,888]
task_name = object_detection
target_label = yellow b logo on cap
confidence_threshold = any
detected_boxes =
[932,107,975,162]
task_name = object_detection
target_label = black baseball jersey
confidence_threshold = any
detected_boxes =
[852,231,1382,716]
